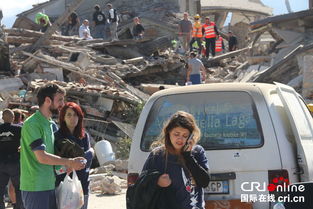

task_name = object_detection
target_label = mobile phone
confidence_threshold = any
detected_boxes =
[183,133,194,150]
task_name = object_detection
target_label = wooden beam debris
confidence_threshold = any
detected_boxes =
[122,57,144,64]
[21,51,109,85]
[4,28,81,42]
[205,46,251,63]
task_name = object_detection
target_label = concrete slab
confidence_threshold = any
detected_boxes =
[238,65,268,82]
[288,74,303,89]
[0,77,23,91]
[272,28,303,44]
[43,67,64,81]
[27,72,57,81]
[96,97,114,112]
[271,45,298,66]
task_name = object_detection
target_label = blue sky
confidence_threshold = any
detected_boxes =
[261,0,308,15]
[0,0,309,28]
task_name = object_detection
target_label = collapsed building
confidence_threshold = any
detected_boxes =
[0,1,313,186]
[0,26,10,74]
[250,9,313,101]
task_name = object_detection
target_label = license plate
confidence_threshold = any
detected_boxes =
[205,180,229,194]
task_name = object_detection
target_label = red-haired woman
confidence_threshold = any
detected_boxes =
[55,102,94,209]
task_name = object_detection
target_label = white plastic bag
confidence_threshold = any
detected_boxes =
[56,171,84,209]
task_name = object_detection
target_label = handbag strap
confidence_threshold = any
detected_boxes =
[164,150,168,173]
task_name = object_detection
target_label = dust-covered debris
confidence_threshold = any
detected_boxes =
[2,2,313,177]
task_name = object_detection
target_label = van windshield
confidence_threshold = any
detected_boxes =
[141,91,263,151]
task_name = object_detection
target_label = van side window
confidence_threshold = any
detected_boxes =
[141,91,264,151]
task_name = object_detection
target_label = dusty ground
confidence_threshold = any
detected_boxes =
[5,189,126,209]
[88,189,126,209]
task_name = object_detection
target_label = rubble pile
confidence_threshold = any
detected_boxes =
[0,25,10,74]
[89,174,127,195]
[0,20,191,154]
[2,2,313,183]
[249,10,313,100]
[192,9,313,102]
[89,160,128,194]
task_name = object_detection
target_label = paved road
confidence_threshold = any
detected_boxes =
[5,189,126,209]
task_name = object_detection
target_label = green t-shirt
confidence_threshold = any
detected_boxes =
[20,111,56,191]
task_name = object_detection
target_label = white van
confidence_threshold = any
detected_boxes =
[128,82,313,208]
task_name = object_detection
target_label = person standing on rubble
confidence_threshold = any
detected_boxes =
[132,17,145,40]
[0,109,24,209]
[178,12,192,52]
[55,102,94,209]
[202,16,219,58]
[35,12,51,33]
[20,83,86,209]
[215,35,225,55]
[228,31,238,51]
[107,3,119,41]
[67,12,80,36]
[79,19,91,39]
[186,52,206,85]
[92,5,106,39]
[189,14,203,55]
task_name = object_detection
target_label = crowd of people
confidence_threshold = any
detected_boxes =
[177,12,238,85]
[178,12,238,57]
[0,86,212,209]
[0,84,210,209]
[0,83,93,209]
[34,3,145,42]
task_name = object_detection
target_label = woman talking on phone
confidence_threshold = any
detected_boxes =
[142,111,210,209]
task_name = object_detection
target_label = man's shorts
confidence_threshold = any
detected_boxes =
[21,190,56,209]
[190,74,201,85]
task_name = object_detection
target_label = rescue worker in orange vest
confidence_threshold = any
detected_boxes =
[202,16,219,58]
[189,14,202,54]
[215,35,225,55]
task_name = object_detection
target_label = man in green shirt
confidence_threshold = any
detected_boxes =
[35,12,51,32]
[20,83,86,209]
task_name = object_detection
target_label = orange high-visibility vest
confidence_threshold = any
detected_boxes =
[203,22,216,38]
[192,21,202,38]
[215,36,223,52]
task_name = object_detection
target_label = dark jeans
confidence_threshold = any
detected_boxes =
[0,161,24,209]
[205,37,216,58]
[94,24,106,39]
